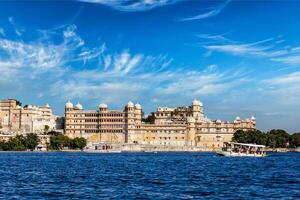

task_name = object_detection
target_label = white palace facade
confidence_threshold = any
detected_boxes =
[0,99,59,135]
[64,100,256,148]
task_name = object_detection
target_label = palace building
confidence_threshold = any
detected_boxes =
[64,100,256,148]
[0,99,58,134]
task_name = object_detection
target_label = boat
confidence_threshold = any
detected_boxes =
[217,142,266,157]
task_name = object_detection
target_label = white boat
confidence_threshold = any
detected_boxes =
[217,142,266,157]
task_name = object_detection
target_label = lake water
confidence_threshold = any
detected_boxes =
[0,152,299,199]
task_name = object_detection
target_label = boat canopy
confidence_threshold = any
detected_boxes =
[226,142,266,148]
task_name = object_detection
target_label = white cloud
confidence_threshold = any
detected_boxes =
[179,0,230,21]
[203,36,300,65]
[265,71,300,85]
[259,71,300,106]
[0,28,5,36]
[271,55,300,65]
[78,0,181,12]
[204,39,286,57]
[8,17,24,36]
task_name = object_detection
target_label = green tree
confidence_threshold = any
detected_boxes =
[23,133,40,151]
[6,135,26,151]
[70,137,87,150]
[0,141,9,151]
[290,133,300,148]
[49,134,71,150]
[232,129,267,145]
[266,129,290,148]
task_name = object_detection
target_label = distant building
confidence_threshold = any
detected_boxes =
[0,99,57,134]
[64,99,256,148]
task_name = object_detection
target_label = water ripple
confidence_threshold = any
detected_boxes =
[0,152,299,199]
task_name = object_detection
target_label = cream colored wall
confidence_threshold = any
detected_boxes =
[195,133,234,148]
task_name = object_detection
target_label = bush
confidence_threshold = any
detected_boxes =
[233,129,300,148]
[49,134,87,150]
[0,133,40,151]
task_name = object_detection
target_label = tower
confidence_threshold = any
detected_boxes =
[134,103,142,124]
[186,117,196,146]
[125,101,135,143]
[64,100,74,137]
[192,99,204,121]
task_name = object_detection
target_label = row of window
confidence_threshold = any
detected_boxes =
[145,130,185,134]
[145,136,185,140]
[99,113,123,117]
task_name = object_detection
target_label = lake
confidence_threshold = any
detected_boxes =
[0,152,299,199]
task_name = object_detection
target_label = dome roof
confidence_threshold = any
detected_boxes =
[135,103,141,109]
[45,103,50,108]
[75,102,83,110]
[127,101,134,107]
[65,100,73,108]
[187,117,196,123]
[192,99,203,106]
[216,119,222,123]
[235,116,241,121]
[99,103,107,108]
[251,116,256,121]
[27,105,33,109]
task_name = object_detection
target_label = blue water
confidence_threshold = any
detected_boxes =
[0,152,299,199]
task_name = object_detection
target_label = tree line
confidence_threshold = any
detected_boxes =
[0,131,87,151]
[47,131,87,150]
[232,129,300,148]
[0,133,40,151]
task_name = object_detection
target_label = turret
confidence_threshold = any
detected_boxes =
[65,100,73,111]
[75,102,83,110]
[99,103,108,112]
[134,103,142,124]
[192,99,204,120]
[186,117,196,146]
[125,101,135,143]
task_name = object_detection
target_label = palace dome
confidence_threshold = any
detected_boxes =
[99,103,107,108]
[45,103,50,108]
[127,101,134,107]
[192,99,203,106]
[235,116,241,121]
[135,103,141,109]
[251,116,256,121]
[65,100,73,108]
[75,102,83,110]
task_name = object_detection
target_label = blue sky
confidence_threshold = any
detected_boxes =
[0,0,300,132]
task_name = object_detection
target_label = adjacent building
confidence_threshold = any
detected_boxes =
[0,99,58,134]
[64,100,256,148]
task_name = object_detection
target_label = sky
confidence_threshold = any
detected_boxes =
[0,0,300,132]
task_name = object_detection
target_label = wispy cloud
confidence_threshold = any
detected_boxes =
[8,17,24,36]
[0,28,5,36]
[78,0,181,12]
[179,0,230,21]
[1,21,246,108]
[261,72,300,106]
[203,35,300,65]
[271,55,300,65]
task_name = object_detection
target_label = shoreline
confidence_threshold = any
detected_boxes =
[0,147,300,153]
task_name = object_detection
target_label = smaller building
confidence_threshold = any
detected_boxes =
[0,99,57,134]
